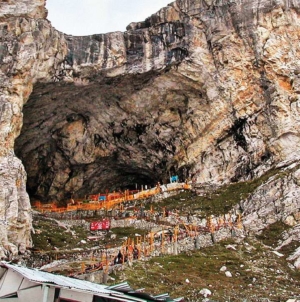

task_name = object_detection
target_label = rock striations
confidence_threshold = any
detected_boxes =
[0,0,300,258]
[0,0,67,257]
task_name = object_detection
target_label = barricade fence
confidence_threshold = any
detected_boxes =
[34,183,192,214]
[71,214,243,276]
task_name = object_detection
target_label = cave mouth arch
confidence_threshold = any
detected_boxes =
[14,72,181,204]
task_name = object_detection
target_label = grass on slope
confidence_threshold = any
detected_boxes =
[108,237,300,301]
[147,168,284,217]
[32,218,147,252]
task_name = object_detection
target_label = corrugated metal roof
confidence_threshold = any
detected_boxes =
[0,262,185,302]
[154,293,170,298]
[1,262,113,294]
[107,282,133,292]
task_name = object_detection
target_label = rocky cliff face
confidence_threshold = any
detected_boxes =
[1,0,300,256]
[0,0,67,257]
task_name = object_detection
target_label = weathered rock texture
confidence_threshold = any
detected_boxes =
[0,0,67,257]
[1,0,300,255]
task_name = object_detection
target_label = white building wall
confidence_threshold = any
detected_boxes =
[17,286,43,302]
[0,270,8,294]
[60,289,93,302]
[0,270,23,297]
[46,287,55,302]
[19,278,37,290]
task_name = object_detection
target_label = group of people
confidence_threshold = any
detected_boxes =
[113,245,140,265]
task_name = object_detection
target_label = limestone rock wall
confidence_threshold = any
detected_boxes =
[0,0,67,257]
[60,3,187,79]
[176,0,300,186]
[16,0,300,200]
[60,0,300,189]
[241,162,300,232]
[1,0,300,257]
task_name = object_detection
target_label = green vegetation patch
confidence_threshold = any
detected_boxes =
[108,239,300,301]
[111,227,148,239]
[147,167,290,217]
[98,227,149,249]
[256,221,291,247]
[32,217,148,252]
[32,218,92,251]
[279,240,300,256]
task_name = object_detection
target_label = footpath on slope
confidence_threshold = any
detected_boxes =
[29,181,244,282]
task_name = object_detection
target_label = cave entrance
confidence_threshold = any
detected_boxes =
[14,81,167,204]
